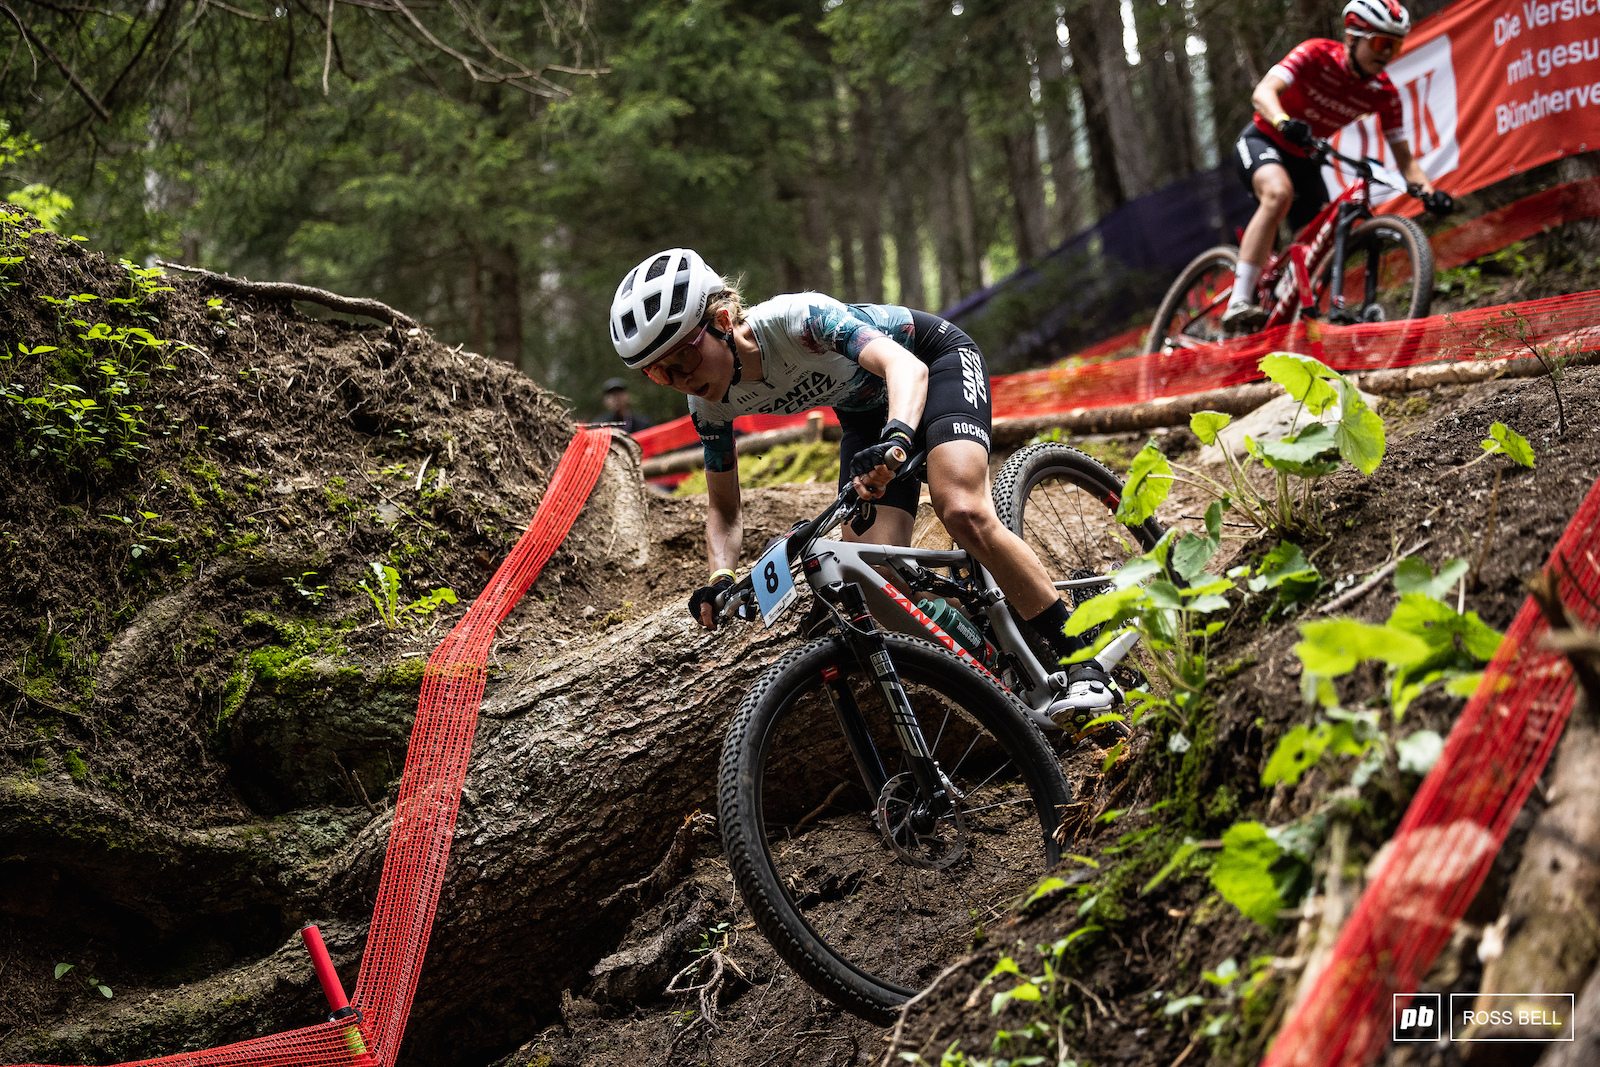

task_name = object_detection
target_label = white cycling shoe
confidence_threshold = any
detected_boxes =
[1045,664,1118,725]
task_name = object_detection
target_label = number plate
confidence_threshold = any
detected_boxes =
[753,539,798,627]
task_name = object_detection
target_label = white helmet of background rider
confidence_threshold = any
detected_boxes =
[1343,0,1410,37]
[609,248,725,370]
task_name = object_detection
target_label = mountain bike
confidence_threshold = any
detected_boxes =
[1143,138,1436,354]
[713,442,1164,1022]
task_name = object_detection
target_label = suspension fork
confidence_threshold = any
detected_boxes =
[1326,201,1368,314]
[822,580,950,819]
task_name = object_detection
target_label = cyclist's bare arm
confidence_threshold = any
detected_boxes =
[706,466,744,576]
[853,337,928,497]
[1251,73,1292,126]
[1389,140,1435,195]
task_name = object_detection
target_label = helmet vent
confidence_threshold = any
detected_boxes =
[621,269,635,297]
[669,281,688,316]
[645,255,670,282]
[620,311,637,337]
[643,293,661,319]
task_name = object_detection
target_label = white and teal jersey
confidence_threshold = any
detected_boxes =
[689,293,916,473]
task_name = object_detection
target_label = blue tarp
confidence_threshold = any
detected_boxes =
[943,165,1258,370]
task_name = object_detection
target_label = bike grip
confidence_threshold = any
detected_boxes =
[885,444,907,470]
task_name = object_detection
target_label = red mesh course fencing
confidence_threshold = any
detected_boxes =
[1261,472,1600,1067]
[10,427,613,1067]
[632,179,1600,464]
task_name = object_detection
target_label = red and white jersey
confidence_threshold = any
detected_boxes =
[1253,38,1406,156]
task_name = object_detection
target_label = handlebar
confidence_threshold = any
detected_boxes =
[712,443,919,623]
[1309,137,1409,195]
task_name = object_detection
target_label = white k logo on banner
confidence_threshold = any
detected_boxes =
[1323,33,1462,201]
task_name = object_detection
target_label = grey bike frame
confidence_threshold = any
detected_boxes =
[799,536,1115,733]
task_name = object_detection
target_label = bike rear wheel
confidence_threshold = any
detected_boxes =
[992,443,1166,692]
[1143,245,1239,354]
[719,634,1070,1023]
[1312,214,1434,323]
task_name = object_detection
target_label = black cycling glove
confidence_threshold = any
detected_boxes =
[1423,189,1455,216]
[1276,117,1314,149]
[688,574,734,629]
[849,419,916,481]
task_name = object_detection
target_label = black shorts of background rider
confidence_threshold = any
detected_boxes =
[835,310,993,517]
[1233,123,1330,233]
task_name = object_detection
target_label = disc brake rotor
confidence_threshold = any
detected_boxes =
[875,771,966,870]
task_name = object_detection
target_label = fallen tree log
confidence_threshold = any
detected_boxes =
[0,609,794,1067]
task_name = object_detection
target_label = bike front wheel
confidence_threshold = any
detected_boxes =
[1312,214,1435,323]
[718,634,1071,1023]
[1143,245,1239,354]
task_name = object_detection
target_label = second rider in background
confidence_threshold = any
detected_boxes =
[609,248,1118,720]
[1222,0,1454,335]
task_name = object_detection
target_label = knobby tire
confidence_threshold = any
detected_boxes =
[718,634,1071,1023]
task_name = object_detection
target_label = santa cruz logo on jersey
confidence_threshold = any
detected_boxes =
[959,348,988,406]
[749,369,843,415]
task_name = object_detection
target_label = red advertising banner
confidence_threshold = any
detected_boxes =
[1323,0,1600,205]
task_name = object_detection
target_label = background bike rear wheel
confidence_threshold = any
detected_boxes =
[1312,214,1434,323]
[718,634,1070,1023]
[1143,245,1239,354]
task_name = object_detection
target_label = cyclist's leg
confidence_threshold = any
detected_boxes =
[1228,124,1294,329]
[835,406,916,548]
[915,335,1114,707]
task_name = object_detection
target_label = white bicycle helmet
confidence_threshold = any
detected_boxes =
[1344,0,1410,37]
[609,248,725,369]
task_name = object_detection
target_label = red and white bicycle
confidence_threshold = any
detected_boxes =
[1144,138,1436,353]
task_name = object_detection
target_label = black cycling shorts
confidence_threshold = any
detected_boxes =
[1232,123,1329,233]
[835,310,993,518]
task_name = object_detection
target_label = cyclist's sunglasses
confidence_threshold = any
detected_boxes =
[1353,31,1403,57]
[642,321,709,387]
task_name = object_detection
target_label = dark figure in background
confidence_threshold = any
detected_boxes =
[598,377,653,435]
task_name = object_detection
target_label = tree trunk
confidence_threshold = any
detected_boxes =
[998,60,1051,265]
[485,241,523,370]
[1039,39,1086,241]
[1061,0,1127,216]
[854,92,886,303]
[1466,693,1600,1054]
[1092,0,1152,201]
[882,86,926,308]
[833,102,860,300]
[952,122,985,294]
[0,608,797,1067]
[927,154,960,312]
[1133,0,1200,187]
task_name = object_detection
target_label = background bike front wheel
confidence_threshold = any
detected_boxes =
[1312,214,1435,323]
[718,634,1070,1023]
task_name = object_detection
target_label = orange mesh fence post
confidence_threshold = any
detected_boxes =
[1259,471,1600,1067]
[6,428,612,1067]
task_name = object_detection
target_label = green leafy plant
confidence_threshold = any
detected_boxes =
[1258,558,1500,794]
[1064,508,1234,725]
[358,562,458,630]
[54,962,112,999]
[284,571,330,602]
[1125,352,1388,536]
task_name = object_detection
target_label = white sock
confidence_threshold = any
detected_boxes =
[1231,262,1261,307]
